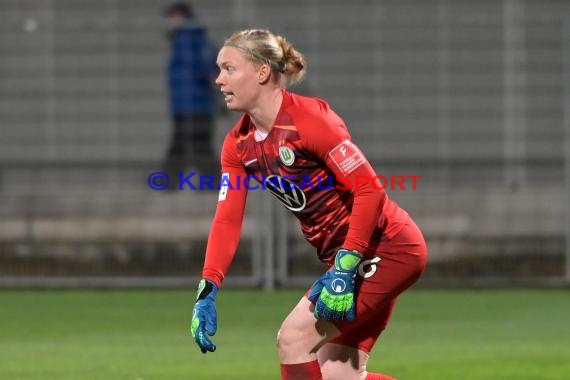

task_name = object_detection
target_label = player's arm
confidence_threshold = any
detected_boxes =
[202,164,248,285]
[191,133,248,353]
[295,100,385,321]
[297,100,384,255]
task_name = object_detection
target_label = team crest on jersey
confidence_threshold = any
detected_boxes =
[279,146,295,166]
[264,175,306,211]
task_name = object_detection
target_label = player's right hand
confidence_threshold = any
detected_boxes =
[191,279,218,353]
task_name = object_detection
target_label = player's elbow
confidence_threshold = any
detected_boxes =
[352,182,385,207]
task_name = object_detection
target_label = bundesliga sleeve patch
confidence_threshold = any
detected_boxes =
[328,140,366,174]
[218,173,230,201]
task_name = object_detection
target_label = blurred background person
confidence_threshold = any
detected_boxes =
[162,2,220,189]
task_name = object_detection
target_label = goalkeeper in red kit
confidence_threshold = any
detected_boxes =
[190,29,428,380]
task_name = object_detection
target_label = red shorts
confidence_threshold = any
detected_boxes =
[308,216,428,353]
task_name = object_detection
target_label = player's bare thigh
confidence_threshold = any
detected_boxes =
[277,296,341,364]
[318,343,370,380]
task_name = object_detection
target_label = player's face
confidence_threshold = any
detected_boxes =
[215,46,262,112]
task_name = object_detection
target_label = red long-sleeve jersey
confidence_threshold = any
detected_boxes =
[202,90,409,287]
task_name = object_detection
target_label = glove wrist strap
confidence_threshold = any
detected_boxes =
[196,279,218,301]
[334,249,362,272]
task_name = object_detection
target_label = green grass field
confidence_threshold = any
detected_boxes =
[0,289,568,380]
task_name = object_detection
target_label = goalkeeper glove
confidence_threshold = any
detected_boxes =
[308,249,362,321]
[191,279,218,353]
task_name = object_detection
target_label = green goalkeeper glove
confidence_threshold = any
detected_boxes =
[308,249,362,321]
[191,279,218,353]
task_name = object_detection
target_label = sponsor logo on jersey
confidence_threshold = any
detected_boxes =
[279,146,295,166]
[264,175,306,211]
[329,140,366,174]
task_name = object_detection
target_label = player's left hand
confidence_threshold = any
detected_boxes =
[308,249,362,322]
[191,279,218,353]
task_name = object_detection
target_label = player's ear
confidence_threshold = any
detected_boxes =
[257,64,271,84]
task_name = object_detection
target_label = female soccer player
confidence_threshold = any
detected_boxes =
[190,29,428,380]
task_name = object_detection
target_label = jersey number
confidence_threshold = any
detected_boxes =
[358,256,381,278]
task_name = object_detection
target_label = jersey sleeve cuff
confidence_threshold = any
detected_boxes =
[341,240,369,255]
[201,269,223,288]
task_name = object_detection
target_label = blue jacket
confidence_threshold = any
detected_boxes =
[168,21,218,116]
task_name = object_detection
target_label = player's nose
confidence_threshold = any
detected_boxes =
[215,72,225,86]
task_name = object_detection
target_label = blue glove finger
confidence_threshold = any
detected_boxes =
[308,277,324,303]
[195,322,216,353]
[332,296,342,321]
[346,303,356,321]
[322,299,337,321]
[204,309,217,336]
[314,299,326,319]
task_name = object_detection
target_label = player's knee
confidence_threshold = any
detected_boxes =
[319,360,341,380]
[318,345,367,380]
[277,318,315,355]
[320,360,365,380]
[276,324,299,354]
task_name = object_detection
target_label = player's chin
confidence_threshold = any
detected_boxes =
[226,101,244,112]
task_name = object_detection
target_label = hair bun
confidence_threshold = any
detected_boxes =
[276,35,306,84]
